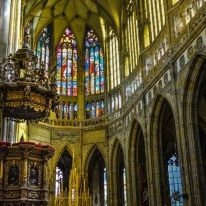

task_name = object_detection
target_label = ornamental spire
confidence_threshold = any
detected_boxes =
[22,23,30,49]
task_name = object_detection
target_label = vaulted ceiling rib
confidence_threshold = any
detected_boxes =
[24,0,123,48]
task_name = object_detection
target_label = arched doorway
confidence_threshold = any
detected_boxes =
[116,146,126,206]
[159,100,183,205]
[137,130,149,206]
[128,120,149,205]
[55,149,72,197]
[88,148,107,206]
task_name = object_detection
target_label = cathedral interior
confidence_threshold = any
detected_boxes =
[0,0,206,205]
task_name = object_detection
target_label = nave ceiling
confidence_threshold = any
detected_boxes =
[24,0,123,49]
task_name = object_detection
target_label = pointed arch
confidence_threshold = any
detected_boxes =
[150,95,183,205]
[35,24,52,72]
[52,145,72,197]
[182,54,206,203]
[110,139,127,206]
[84,27,104,96]
[108,27,120,91]
[122,0,139,76]
[84,145,107,175]
[85,145,107,205]
[128,119,149,205]
[52,145,77,191]
[53,144,76,168]
[183,54,206,119]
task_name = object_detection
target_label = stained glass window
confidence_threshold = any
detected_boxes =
[84,28,104,96]
[146,0,165,41]
[85,100,104,119]
[104,167,107,205]
[123,168,127,205]
[109,91,122,114]
[109,29,120,90]
[168,154,183,205]
[124,0,139,76]
[36,25,51,74]
[55,101,77,120]
[56,27,77,96]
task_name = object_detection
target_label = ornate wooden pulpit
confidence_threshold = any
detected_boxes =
[0,141,54,206]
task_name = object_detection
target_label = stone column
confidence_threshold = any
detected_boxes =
[0,0,21,143]
[77,55,85,120]
[7,0,21,54]
[0,0,11,60]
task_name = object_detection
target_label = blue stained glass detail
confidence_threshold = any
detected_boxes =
[168,154,183,205]
[84,28,104,95]
[36,25,52,73]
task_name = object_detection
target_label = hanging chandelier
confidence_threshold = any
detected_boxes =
[0,25,58,122]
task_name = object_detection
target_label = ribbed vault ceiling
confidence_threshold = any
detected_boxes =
[24,0,123,49]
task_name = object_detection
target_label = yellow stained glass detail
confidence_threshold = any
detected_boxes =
[172,0,179,5]
[144,25,150,48]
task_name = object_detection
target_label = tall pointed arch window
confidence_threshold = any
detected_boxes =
[161,102,183,205]
[123,168,127,206]
[104,167,107,205]
[36,25,51,73]
[117,147,127,206]
[84,28,104,96]
[137,134,149,205]
[146,0,165,41]
[168,154,183,205]
[124,0,139,76]
[56,27,77,96]
[108,29,120,90]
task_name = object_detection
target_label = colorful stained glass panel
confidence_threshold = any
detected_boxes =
[36,25,51,73]
[84,28,104,96]
[56,27,78,96]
